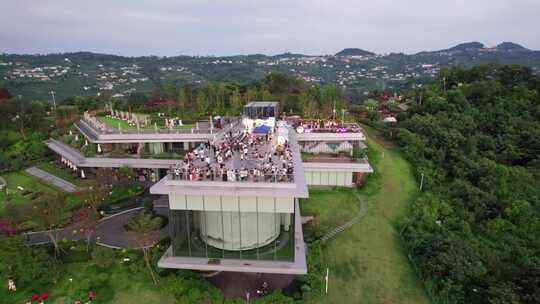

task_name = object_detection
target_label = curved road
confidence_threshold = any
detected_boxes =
[25,203,169,249]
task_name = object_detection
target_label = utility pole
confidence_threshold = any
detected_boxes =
[341,109,345,125]
[49,90,57,111]
[325,268,329,294]
[419,172,424,191]
[442,77,446,93]
[332,98,336,120]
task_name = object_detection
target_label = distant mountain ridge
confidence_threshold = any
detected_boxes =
[443,42,485,52]
[334,42,535,57]
[1,41,539,100]
[496,42,528,51]
[335,48,375,57]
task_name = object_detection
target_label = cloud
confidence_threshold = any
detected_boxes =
[0,0,538,56]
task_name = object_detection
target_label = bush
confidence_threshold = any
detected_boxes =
[143,197,154,214]
[90,272,109,288]
[61,241,92,263]
[91,246,116,268]
[82,145,96,157]
[352,147,367,159]
[0,236,54,287]
[18,220,38,231]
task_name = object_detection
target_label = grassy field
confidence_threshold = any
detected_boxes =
[302,127,430,304]
[301,188,359,233]
[0,171,62,215]
[100,116,138,130]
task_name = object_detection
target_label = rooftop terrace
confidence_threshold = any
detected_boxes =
[150,123,309,198]
[76,112,240,143]
[169,127,295,183]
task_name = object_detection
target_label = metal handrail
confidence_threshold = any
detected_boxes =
[168,167,294,183]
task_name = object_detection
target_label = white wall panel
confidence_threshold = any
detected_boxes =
[304,170,355,187]
[169,194,294,213]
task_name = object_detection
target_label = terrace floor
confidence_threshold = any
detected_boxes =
[171,132,294,182]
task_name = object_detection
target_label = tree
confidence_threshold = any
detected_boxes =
[177,86,188,116]
[321,84,341,117]
[95,167,117,185]
[31,193,72,257]
[245,86,259,103]
[398,64,540,304]
[127,211,162,285]
[0,236,53,287]
[230,88,243,115]
[74,182,108,251]
[195,90,209,117]
[118,165,136,186]
[364,99,378,111]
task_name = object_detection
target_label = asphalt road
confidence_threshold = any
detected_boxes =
[25,204,169,249]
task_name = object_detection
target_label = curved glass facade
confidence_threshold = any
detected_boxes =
[169,205,295,261]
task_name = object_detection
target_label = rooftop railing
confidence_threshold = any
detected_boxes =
[168,167,295,183]
[80,114,240,136]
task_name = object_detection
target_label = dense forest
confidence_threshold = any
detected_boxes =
[397,65,540,303]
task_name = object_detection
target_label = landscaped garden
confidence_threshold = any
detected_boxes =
[100,115,196,131]
[0,236,294,303]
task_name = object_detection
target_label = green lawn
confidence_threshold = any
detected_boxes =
[100,116,196,131]
[0,171,62,215]
[36,162,88,187]
[111,290,177,304]
[100,116,138,130]
[302,127,430,304]
[301,188,359,233]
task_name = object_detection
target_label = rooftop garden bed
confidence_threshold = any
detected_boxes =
[96,112,197,131]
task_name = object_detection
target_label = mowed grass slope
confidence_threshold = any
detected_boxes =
[301,189,359,233]
[36,162,88,187]
[304,128,430,304]
[0,171,62,212]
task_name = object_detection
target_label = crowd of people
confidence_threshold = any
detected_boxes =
[170,127,295,183]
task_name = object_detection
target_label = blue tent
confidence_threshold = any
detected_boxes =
[253,125,272,134]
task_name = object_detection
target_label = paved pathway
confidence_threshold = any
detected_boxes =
[25,204,169,249]
[25,166,78,192]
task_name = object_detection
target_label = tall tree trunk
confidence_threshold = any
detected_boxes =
[85,231,94,252]
[19,125,26,140]
[143,248,159,286]
[48,231,60,257]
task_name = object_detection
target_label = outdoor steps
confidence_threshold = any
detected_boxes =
[314,192,367,244]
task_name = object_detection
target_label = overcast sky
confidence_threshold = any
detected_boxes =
[1,0,538,56]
